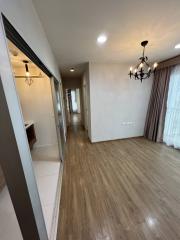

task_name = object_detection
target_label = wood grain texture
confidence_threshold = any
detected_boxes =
[57,127,180,240]
[0,166,5,191]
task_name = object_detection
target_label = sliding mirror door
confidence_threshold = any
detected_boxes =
[51,79,65,161]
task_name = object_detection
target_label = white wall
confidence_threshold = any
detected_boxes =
[89,63,153,142]
[15,67,58,148]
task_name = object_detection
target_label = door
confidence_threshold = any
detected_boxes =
[51,78,65,161]
[83,78,88,130]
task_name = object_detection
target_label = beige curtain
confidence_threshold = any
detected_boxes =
[144,67,172,142]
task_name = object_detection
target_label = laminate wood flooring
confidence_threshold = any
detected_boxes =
[57,127,180,240]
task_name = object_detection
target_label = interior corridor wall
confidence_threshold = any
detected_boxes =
[15,67,58,148]
[89,63,153,142]
[82,65,91,139]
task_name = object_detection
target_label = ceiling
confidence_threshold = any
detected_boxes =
[32,0,180,77]
[8,40,35,68]
[8,40,45,76]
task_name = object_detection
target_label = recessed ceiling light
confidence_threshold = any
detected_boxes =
[97,34,107,45]
[175,43,180,49]
[70,68,75,72]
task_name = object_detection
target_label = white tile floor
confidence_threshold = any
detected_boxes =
[31,144,60,162]
[0,145,61,240]
[33,161,60,237]
[0,187,23,240]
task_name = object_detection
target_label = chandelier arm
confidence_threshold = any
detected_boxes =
[136,72,148,80]
[142,73,149,80]
[136,73,141,80]
[132,69,155,80]
[132,72,151,80]
[144,60,150,67]
[136,62,141,69]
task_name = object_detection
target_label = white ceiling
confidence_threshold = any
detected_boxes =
[32,0,180,77]
[8,40,32,67]
[8,40,45,76]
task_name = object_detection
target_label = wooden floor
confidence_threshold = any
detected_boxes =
[0,167,5,192]
[57,127,180,240]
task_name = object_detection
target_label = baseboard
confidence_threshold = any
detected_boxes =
[90,135,144,143]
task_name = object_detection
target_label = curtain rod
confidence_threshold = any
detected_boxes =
[158,54,180,69]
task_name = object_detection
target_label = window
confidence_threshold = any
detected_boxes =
[163,65,180,148]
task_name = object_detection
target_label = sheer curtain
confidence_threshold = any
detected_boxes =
[163,65,180,148]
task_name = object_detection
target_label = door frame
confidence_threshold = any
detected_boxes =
[50,77,65,161]
[2,13,66,159]
[0,14,48,240]
[0,13,65,239]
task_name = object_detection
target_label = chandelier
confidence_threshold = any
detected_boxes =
[129,41,158,82]
[23,60,33,86]
[15,60,44,86]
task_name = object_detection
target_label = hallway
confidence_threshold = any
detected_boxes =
[70,113,82,126]
[57,127,180,240]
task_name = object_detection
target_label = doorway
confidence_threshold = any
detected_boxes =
[51,80,65,158]
[8,40,62,161]
[0,38,64,239]
[66,88,82,126]
[0,14,65,240]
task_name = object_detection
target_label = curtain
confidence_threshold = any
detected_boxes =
[144,67,172,142]
[163,65,180,148]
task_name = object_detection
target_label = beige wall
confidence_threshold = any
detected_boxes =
[62,77,81,89]
[15,67,58,148]
[88,63,153,142]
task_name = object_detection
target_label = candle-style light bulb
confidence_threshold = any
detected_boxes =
[140,63,144,69]
[130,67,133,72]
[26,71,30,77]
[153,62,158,68]
[25,63,30,77]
